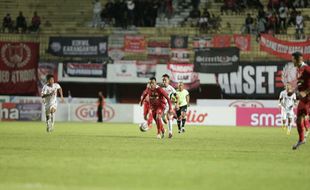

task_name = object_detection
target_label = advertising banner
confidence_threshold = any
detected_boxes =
[260,34,310,60]
[63,62,107,78]
[167,63,200,90]
[0,102,41,121]
[170,35,188,49]
[217,61,285,98]
[194,47,240,73]
[197,99,279,108]
[133,105,236,126]
[136,60,157,78]
[236,107,284,127]
[0,42,39,95]
[124,35,146,53]
[48,36,108,57]
[233,34,251,51]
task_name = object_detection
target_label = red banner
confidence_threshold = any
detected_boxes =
[167,62,200,90]
[233,34,251,51]
[0,42,39,95]
[260,34,310,60]
[212,35,231,48]
[124,35,146,53]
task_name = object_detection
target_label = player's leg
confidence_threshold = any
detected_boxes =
[167,111,174,138]
[144,103,153,129]
[45,106,51,132]
[304,115,309,138]
[181,106,188,132]
[155,107,165,138]
[176,109,182,133]
[287,117,292,135]
[281,108,287,130]
[50,106,57,131]
[293,107,306,150]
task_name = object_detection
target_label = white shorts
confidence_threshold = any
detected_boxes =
[281,108,294,120]
[45,104,57,115]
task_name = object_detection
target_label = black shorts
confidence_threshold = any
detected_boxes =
[176,105,187,118]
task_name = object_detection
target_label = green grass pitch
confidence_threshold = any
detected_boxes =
[0,122,309,190]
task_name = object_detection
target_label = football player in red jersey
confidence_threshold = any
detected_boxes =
[292,52,310,150]
[140,82,153,130]
[140,77,173,139]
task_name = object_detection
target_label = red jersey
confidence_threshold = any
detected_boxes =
[297,63,310,93]
[141,87,172,110]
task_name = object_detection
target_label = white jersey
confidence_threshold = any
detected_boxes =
[41,83,61,107]
[279,90,296,111]
[162,84,176,101]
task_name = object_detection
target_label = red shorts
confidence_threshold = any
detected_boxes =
[151,104,165,118]
[297,97,310,116]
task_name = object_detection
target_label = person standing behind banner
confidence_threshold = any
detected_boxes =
[97,91,105,122]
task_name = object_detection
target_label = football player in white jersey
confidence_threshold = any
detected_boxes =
[279,84,297,135]
[162,74,179,138]
[41,74,64,132]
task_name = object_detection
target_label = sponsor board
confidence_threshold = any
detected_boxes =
[217,62,285,98]
[196,99,279,108]
[49,103,133,122]
[133,105,236,126]
[194,47,240,73]
[48,36,108,57]
[63,62,107,78]
[0,102,41,121]
[1,103,19,121]
[236,107,284,127]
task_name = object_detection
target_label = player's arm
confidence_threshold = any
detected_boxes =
[58,87,65,103]
[278,92,283,108]
[299,66,310,97]
[140,89,148,106]
[186,94,190,107]
[172,92,180,109]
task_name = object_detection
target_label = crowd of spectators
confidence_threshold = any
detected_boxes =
[2,11,41,33]
[93,0,177,28]
[244,0,308,40]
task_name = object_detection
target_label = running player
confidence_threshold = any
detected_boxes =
[176,82,190,133]
[140,82,153,130]
[279,84,297,135]
[292,52,310,150]
[41,74,64,132]
[161,74,179,138]
[140,77,173,139]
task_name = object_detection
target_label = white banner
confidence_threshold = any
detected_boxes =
[197,99,279,108]
[133,105,236,126]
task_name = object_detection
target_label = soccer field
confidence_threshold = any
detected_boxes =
[0,122,309,190]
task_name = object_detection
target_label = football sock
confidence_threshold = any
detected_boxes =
[304,118,310,130]
[168,119,173,134]
[147,113,153,127]
[156,117,163,134]
[297,119,305,142]
[177,120,181,130]
[182,119,186,128]
[51,113,55,128]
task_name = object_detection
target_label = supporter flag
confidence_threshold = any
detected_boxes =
[192,36,213,50]
[171,35,188,49]
[233,34,251,51]
[260,34,310,60]
[167,62,200,90]
[212,35,231,48]
[147,41,170,60]
[171,49,190,63]
[124,35,146,53]
[0,42,39,95]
